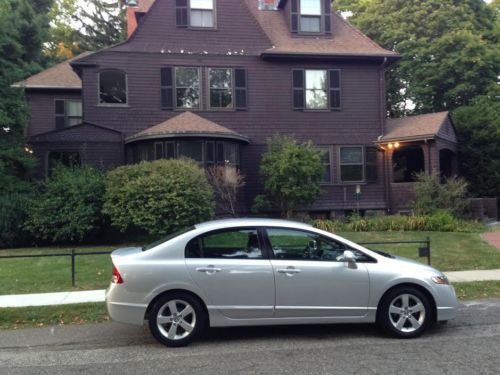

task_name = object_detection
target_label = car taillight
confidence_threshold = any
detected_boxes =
[112,264,124,284]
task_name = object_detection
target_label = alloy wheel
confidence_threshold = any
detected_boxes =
[388,293,426,333]
[156,299,197,341]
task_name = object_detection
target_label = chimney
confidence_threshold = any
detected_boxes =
[258,0,279,11]
[124,0,139,38]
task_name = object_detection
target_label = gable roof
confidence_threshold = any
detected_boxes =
[380,112,457,143]
[12,52,91,90]
[125,111,249,143]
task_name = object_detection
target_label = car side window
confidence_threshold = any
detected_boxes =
[266,228,350,262]
[185,228,263,259]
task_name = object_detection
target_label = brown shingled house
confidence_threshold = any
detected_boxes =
[14,0,459,215]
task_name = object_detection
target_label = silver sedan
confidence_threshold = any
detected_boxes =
[106,218,458,347]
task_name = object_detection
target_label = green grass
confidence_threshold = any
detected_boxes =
[0,246,115,295]
[338,231,500,272]
[0,303,108,330]
[454,281,500,301]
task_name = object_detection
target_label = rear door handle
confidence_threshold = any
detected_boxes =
[277,268,301,275]
[196,266,221,274]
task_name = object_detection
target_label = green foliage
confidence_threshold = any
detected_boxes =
[25,165,106,243]
[254,135,324,218]
[411,172,469,217]
[103,159,215,236]
[312,212,484,233]
[452,89,500,197]
[337,0,499,115]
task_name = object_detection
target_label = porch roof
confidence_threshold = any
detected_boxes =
[125,111,249,144]
[379,112,456,143]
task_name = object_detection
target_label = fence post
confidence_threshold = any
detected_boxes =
[71,249,76,287]
[426,237,431,266]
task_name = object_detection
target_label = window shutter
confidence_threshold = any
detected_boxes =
[292,69,305,111]
[365,146,378,183]
[235,69,247,111]
[329,69,341,110]
[160,67,173,110]
[324,0,332,35]
[291,0,299,33]
[176,0,188,27]
[55,99,66,129]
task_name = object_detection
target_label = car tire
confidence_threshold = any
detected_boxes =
[148,292,207,347]
[377,286,432,339]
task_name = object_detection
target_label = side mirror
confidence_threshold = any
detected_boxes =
[343,250,357,267]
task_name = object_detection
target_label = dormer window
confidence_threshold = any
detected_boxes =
[300,0,321,33]
[190,0,214,28]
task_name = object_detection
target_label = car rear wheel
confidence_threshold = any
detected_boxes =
[148,292,206,347]
[378,286,432,338]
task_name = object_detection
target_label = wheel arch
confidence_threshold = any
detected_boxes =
[376,283,437,323]
[144,289,210,324]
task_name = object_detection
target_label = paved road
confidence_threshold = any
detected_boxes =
[1,300,500,375]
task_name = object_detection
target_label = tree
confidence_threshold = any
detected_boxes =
[452,86,500,197]
[47,0,126,57]
[254,135,324,218]
[336,0,499,115]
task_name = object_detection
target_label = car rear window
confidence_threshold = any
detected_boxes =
[142,226,194,251]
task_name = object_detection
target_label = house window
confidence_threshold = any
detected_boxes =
[305,70,327,110]
[209,68,233,109]
[175,67,200,109]
[190,0,215,28]
[55,99,82,129]
[178,141,204,163]
[340,146,364,182]
[99,70,127,105]
[317,147,332,184]
[300,0,321,33]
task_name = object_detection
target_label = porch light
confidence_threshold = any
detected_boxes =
[394,142,400,149]
[387,142,400,150]
[24,145,33,154]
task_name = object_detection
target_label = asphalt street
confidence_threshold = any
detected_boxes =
[1,299,500,375]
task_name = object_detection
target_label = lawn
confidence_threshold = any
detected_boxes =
[338,231,500,272]
[0,246,116,295]
[0,231,499,295]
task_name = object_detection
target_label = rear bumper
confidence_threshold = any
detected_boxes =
[106,286,147,326]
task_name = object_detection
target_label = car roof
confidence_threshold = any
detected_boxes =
[195,218,314,231]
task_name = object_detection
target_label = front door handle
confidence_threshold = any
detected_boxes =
[196,266,221,274]
[277,267,301,275]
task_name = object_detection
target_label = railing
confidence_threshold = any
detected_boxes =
[0,250,112,287]
[0,238,432,287]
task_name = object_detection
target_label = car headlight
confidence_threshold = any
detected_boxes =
[431,275,450,285]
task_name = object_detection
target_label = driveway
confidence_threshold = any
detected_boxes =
[1,300,500,374]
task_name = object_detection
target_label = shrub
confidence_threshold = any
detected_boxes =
[312,212,484,233]
[0,191,33,248]
[412,172,469,217]
[25,165,106,243]
[253,135,323,218]
[206,163,245,217]
[103,159,214,236]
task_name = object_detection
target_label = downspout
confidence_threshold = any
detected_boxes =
[379,57,391,213]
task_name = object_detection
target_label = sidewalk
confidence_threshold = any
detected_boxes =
[1,269,500,308]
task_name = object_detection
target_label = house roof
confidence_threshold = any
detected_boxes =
[125,111,249,143]
[12,52,91,90]
[125,0,398,59]
[29,122,123,143]
[380,112,456,143]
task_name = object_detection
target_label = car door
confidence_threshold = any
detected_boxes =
[265,227,370,318]
[185,227,274,319]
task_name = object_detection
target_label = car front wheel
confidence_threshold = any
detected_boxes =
[148,292,206,347]
[378,287,432,338]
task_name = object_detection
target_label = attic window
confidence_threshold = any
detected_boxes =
[99,70,127,105]
[190,0,215,28]
[300,0,321,33]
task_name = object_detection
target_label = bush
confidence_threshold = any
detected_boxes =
[253,135,323,218]
[103,159,214,236]
[312,212,484,233]
[0,191,33,248]
[206,163,245,217]
[412,172,469,217]
[25,165,106,244]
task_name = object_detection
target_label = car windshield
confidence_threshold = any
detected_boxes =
[142,226,194,251]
